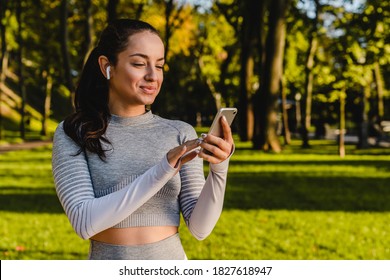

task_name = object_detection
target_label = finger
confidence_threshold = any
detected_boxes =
[181,150,199,165]
[198,148,223,164]
[168,145,187,168]
[199,141,229,160]
[220,116,234,143]
[201,133,232,155]
[184,138,202,150]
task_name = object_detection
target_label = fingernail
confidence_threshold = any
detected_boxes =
[201,133,207,139]
[196,138,203,145]
[222,115,227,121]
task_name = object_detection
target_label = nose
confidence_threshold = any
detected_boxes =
[145,66,158,81]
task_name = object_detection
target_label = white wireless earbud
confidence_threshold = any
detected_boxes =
[106,66,111,80]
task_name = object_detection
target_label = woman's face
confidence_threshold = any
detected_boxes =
[108,31,165,116]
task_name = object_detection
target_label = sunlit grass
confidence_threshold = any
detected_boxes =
[0,212,88,259]
[181,210,390,260]
[0,140,389,259]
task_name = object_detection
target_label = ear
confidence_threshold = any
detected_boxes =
[98,55,111,80]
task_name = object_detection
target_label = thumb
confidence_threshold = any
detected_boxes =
[168,145,187,168]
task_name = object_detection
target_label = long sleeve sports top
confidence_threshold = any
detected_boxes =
[52,111,231,241]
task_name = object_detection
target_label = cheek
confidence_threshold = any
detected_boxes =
[159,72,164,84]
[124,71,143,85]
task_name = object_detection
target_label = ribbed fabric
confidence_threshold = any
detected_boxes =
[88,233,186,260]
[52,110,231,241]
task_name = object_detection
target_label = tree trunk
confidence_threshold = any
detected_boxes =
[301,37,317,148]
[301,0,320,148]
[281,77,291,145]
[17,0,26,140]
[252,0,267,147]
[356,84,370,149]
[135,3,144,20]
[82,0,94,65]
[0,0,7,140]
[164,0,173,60]
[0,52,7,140]
[163,0,185,59]
[60,0,74,110]
[373,61,384,120]
[339,91,346,158]
[0,0,6,71]
[198,56,223,110]
[41,70,52,137]
[107,0,119,23]
[253,0,288,152]
[238,0,263,142]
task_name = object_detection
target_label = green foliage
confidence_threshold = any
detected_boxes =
[3,10,18,50]
[1,139,389,259]
[0,0,389,144]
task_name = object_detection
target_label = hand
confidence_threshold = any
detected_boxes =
[198,116,234,164]
[167,138,201,169]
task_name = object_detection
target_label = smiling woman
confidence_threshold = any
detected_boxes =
[99,32,165,116]
[51,19,235,260]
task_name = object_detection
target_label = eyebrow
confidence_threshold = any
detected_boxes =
[129,53,165,61]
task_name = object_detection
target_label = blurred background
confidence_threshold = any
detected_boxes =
[0,0,388,152]
[1,0,390,260]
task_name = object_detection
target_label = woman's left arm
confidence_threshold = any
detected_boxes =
[180,117,234,240]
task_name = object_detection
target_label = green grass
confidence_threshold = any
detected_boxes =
[0,139,389,260]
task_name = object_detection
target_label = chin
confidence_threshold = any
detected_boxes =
[143,94,158,104]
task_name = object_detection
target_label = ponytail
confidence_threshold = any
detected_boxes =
[63,47,111,160]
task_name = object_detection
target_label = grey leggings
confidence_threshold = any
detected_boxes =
[88,233,187,260]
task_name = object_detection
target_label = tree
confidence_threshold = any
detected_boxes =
[0,0,8,140]
[331,0,389,148]
[253,0,290,152]
[107,0,119,22]
[40,69,52,136]
[300,0,321,148]
[60,0,74,110]
[16,0,26,139]
[195,10,237,111]
[238,0,264,141]
[81,0,94,64]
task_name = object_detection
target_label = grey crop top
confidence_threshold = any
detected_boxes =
[52,110,231,240]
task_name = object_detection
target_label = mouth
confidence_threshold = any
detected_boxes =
[140,85,158,95]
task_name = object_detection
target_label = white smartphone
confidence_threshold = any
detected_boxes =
[201,107,237,155]
[207,107,238,137]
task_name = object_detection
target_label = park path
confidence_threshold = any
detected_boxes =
[0,140,52,153]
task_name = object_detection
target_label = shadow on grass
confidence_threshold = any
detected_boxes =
[235,141,390,156]
[229,159,390,169]
[0,247,87,260]
[224,173,390,212]
[1,173,389,213]
[0,193,63,213]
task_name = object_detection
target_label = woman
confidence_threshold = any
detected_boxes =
[52,19,234,260]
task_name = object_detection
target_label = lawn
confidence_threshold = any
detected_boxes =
[0,139,389,260]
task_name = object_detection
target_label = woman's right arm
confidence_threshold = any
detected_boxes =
[52,123,180,240]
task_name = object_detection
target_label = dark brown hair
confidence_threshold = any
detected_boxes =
[63,19,160,160]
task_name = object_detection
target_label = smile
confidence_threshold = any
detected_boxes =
[140,86,157,94]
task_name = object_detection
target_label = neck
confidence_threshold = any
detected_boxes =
[109,104,147,117]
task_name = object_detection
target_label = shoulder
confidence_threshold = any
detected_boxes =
[53,121,65,140]
[153,115,198,141]
[52,121,78,149]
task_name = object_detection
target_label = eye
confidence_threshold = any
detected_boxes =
[156,65,164,70]
[132,63,146,67]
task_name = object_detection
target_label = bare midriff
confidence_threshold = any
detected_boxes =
[90,226,178,245]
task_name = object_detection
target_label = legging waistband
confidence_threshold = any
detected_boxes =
[88,233,187,260]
